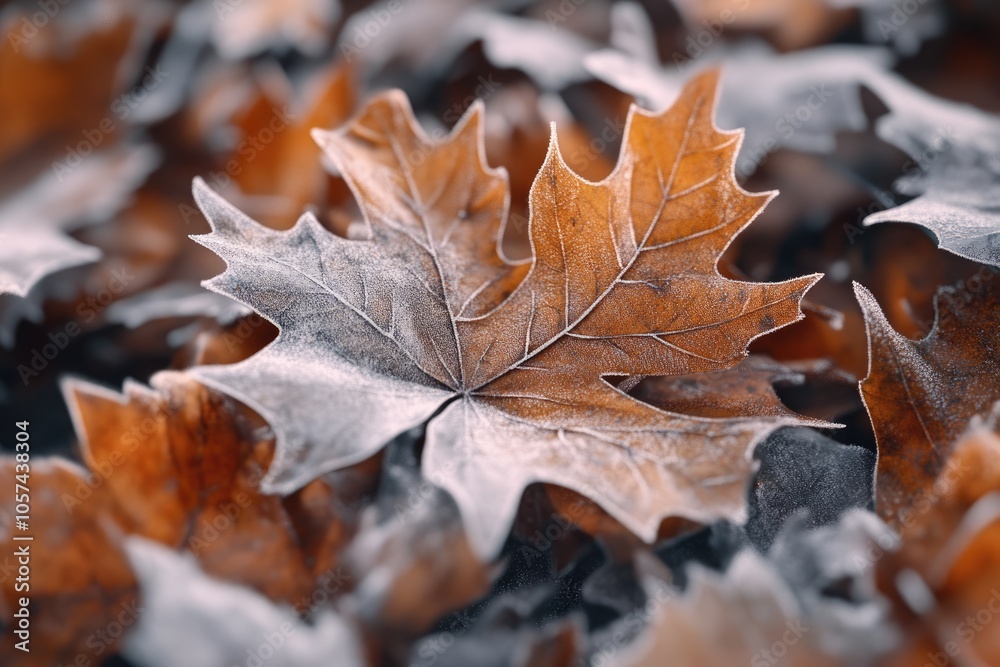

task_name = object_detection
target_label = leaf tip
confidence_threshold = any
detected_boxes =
[801,271,824,292]
[59,375,128,462]
[461,97,486,126]
[310,126,333,146]
[189,176,265,242]
[191,175,212,205]
[191,177,224,229]
[692,66,723,93]
[543,120,570,169]
[852,281,886,328]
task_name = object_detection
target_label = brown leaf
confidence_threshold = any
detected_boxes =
[855,279,1000,528]
[62,372,349,604]
[0,2,140,168]
[229,62,356,229]
[0,460,137,667]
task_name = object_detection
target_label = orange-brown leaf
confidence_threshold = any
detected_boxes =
[63,372,349,604]
[0,460,137,667]
[855,280,1000,528]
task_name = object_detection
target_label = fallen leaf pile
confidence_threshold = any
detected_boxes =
[1,1,999,666]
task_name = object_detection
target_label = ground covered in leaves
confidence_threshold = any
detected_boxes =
[1,0,999,666]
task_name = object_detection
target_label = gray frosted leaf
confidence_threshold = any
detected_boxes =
[409,591,584,667]
[747,427,875,550]
[0,144,157,299]
[474,12,597,90]
[609,1,659,66]
[586,39,892,178]
[766,510,901,661]
[122,538,366,667]
[864,71,1000,267]
[0,144,157,347]
[338,0,520,76]
[606,542,896,666]
[208,0,341,59]
[189,179,454,490]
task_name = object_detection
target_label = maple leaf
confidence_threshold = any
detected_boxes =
[190,71,825,557]
[62,372,349,604]
[854,280,1000,529]
[864,71,1000,267]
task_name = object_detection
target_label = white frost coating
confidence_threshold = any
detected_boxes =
[122,539,365,667]
[188,179,454,493]
[338,0,514,75]
[425,398,806,556]
[586,38,893,176]
[189,81,826,559]
[609,1,659,66]
[863,70,1000,267]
